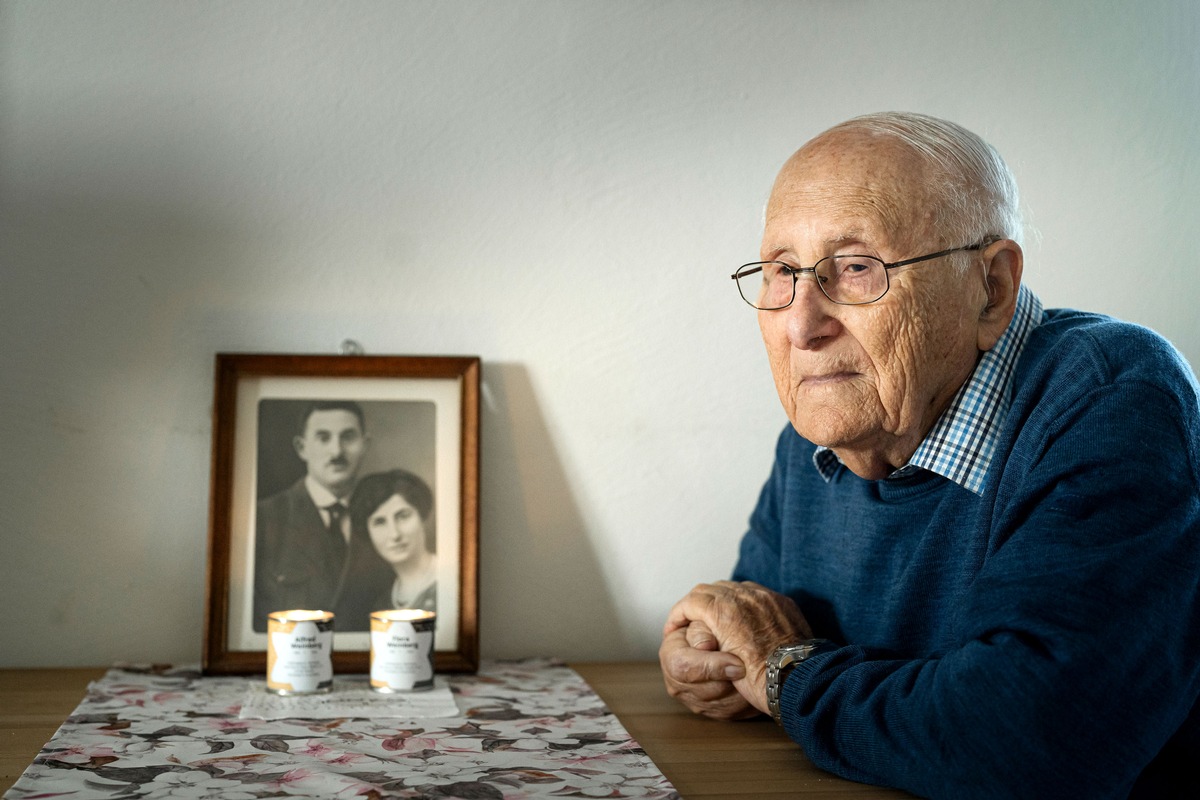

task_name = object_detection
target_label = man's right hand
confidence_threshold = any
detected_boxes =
[659,619,758,720]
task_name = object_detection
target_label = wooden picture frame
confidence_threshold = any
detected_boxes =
[202,353,479,675]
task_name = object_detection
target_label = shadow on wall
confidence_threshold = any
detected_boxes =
[478,362,626,661]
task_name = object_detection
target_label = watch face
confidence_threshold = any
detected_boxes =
[772,640,834,669]
[772,644,810,668]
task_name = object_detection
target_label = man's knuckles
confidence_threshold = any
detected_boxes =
[664,650,729,684]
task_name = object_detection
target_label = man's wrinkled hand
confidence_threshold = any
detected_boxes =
[659,621,758,720]
[664,581,812,715]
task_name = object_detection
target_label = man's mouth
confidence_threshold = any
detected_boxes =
[801,371,856,386]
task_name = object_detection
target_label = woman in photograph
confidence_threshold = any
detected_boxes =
[339,469,437,625]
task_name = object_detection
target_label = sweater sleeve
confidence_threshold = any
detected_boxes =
[778,378,1200,798]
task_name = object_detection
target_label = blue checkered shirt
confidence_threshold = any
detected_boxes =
[814,285,1044,494]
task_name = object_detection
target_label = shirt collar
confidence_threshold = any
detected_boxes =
[813,284,1043,494]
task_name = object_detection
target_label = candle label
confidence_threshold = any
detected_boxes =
[370,610,436,692]
[266,611,334,694]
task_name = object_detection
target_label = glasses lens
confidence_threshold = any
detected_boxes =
[737,262,794,309]
[816,255,887,304]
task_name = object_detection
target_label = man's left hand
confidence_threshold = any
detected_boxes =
[664,581,813,715]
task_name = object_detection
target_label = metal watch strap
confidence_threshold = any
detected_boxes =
[766,639,833,725]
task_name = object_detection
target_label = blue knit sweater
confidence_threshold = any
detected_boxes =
[732,308,1200,798]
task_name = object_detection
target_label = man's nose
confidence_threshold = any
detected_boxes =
[785,277,841,349]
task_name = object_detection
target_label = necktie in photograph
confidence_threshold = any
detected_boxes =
[326,503,348,554]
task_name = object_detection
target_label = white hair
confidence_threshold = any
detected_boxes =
[823,112,1023,267]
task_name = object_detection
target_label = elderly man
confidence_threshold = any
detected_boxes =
[661,113,1200,798]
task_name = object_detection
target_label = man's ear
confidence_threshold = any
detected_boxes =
[293,435,307,460]
[977,239,1023,352]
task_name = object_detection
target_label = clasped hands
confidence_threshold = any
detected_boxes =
[659,580,813,720]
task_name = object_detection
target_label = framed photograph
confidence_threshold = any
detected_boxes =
[203,353,480,675]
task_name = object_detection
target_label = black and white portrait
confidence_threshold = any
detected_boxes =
[252,399,437,633]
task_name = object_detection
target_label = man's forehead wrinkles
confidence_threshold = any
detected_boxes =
[765,194,885,239]
[763,231,869,254]
[771,177,896,214]
[766,193,910,253]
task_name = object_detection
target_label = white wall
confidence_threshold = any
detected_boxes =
[2,0,1197,667]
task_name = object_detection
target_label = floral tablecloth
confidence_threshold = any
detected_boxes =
[5,659,680,800]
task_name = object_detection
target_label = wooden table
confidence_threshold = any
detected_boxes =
[1,663,910,799]
[573,662,911,799]
[1,666,107,795]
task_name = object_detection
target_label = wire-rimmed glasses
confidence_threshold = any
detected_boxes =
[731,243,987,309]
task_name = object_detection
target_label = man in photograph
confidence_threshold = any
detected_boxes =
[252,400,369,631]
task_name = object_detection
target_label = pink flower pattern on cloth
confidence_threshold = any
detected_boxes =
[7,659,680,800]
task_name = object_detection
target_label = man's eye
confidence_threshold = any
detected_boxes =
[766,263,798,280]
[828,258,878,280]
[841,259,874,274]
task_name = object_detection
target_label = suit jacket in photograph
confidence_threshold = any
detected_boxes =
[252,478,349,632]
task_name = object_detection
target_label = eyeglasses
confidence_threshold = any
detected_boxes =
[731,243,986,309]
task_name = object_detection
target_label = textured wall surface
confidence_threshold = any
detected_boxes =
[2,0,1197,666]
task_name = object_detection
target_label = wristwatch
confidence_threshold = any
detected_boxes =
[765,639,834,725]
